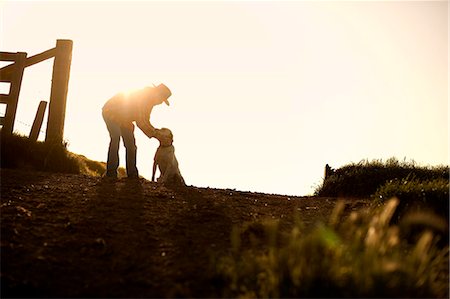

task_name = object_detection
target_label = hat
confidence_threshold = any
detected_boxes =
[155,83,172,106]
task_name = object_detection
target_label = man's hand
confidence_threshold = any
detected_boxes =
[153,128,163,141]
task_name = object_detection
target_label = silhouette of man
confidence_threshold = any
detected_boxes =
[102,84,172,178]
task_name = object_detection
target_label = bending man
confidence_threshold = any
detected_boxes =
[102,84,172,178]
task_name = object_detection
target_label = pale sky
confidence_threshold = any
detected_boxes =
[1,1,448,196]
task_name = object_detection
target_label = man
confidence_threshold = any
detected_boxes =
[102,83,172,178]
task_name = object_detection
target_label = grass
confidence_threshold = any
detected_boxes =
[315,158,449,198]
[315,158,449,222]
[374,178,449,221]
[214,199,449,298]
[216,157,449,297]
[1,132,80,173]
[0,132,125,177]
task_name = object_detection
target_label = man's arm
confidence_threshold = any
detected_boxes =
[136,105,159,139]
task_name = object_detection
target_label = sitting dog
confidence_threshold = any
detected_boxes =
[152,128,186,187]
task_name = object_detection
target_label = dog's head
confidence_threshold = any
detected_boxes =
[158,128,173,146]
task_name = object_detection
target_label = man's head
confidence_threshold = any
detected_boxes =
[157,128,173,146]
[154,83,172,106]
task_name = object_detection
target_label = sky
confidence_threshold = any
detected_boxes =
[0,0,448,196]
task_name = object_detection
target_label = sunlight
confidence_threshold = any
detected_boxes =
[1,2,448,297]
[0,103,6,117]
[0,82,10,94]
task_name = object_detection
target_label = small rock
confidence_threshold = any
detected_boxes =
[305,206,318,210]
[16,206,32,217]
[95,238,106,246]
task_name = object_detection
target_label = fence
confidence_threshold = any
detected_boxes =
[0,52,26,135]
[0,39,73,144]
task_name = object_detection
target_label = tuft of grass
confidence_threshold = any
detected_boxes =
[75,154,107,177]
[214,199,449,298]
[373,178,449,221]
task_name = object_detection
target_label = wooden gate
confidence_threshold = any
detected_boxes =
[0,52,26,135]
[0,39,73,144]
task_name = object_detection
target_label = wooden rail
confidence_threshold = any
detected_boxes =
[0,48,57,78]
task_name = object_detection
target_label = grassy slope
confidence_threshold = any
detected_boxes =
[0,133,125,177]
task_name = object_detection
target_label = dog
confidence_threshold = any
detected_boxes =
[152,128,186,187]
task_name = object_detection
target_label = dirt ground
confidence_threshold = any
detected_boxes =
[1,168,370,298]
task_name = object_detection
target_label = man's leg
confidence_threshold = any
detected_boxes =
[121,125,139,178]
[103,114,121,177]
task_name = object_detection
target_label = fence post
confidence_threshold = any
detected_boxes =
[45,39,72,144]
[325,164,333,180]
[29,101,48,142]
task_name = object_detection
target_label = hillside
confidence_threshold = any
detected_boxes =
[0,168,370,298]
